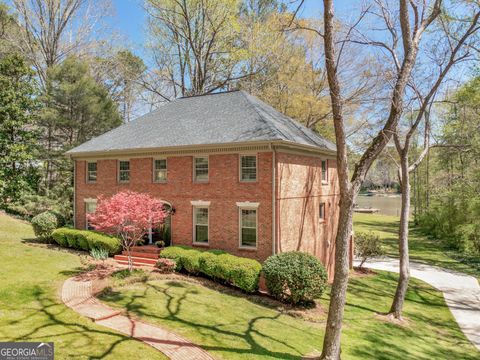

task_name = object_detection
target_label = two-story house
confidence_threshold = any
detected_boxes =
[66,90,341,278]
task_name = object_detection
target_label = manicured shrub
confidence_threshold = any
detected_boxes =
[161,246,261,292]
[262,252,327,304]
[51,228,121,255]
[354,231,385,269]
[31,211,65,240]
[156,258,176,273]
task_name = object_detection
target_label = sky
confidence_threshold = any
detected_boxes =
[109,0,357,55]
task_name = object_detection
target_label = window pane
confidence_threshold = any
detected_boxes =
[119,170,129,182]
[88,162,97,172]
[155,159,166,170]
[319,203,325,219]
[85,202,97,213]
[88,171,97,182]
[195,207,208,225]
[154,169,167,182]
[119,161,130,170]
[241,168,257,181]
[241,155,256,168]
[242,209,256,227]
[195,225,208,243]
[241,228,256,247]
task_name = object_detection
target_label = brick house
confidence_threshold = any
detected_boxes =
[67,91,341,278]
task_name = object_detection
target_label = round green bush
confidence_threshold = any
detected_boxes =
[31,211,65,240]
[262,251,327,304]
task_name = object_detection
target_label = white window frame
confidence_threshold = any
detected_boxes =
[237,202,259,249]
[153,158,167,183]
[118,159,130,183]
[191,200,210,245]
[239,154,257,182]
[86,161,97,183]
[321,159,328,184]
[193,156,209,183]
[84,198,97,230]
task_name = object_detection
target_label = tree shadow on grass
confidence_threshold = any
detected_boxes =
[101,280,313,359]
[5,285,154,359]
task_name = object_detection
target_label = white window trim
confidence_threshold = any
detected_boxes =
[239,154,258,182]
[193,156,209,183]
[84,198,97,230]
[238,203,258,249]
[118,159,130,183]
[321,159,329,184]
[86,161,97,183]
[192,204,209,245]
[153,157,168,183]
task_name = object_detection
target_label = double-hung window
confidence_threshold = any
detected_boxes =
[86,162,97,183]
[118,160,130,183]
[85,200,97,230]
[153,159,167,182]
[240,155,257,182]
[321,160,328,182]
[238,202,259,248]
[193,207,209,244]
[194,156,209,182]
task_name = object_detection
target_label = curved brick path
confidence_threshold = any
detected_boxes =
[62,274,214,360]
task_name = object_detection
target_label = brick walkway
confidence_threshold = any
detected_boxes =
[62,274,214,360]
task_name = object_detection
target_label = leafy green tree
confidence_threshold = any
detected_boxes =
[39,56,122,199]
[0,54,38,205]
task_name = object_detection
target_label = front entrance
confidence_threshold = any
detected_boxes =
[143,202,172,246]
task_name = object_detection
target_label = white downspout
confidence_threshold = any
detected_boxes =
[73,160,76,228]
[271,143,276,255]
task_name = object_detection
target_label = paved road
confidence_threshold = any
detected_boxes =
[354,258,480,350]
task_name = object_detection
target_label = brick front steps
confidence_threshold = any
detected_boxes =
[114,245,161,268]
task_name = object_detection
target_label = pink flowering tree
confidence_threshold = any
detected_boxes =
[88,191,168,271]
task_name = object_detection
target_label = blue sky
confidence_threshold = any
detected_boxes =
[109,0,356,53]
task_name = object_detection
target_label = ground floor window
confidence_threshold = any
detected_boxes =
[239,207,257,248]
[85,200,97,230]
[193,207,209,244]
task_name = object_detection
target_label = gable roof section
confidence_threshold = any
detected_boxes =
[66,90,336,156]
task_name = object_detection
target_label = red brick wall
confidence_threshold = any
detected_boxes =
[75,152,273,261]
[275,152,340,280]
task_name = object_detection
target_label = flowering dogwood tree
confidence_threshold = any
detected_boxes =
[88,191,168,270]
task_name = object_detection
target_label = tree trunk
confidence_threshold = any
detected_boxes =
[126,246,133,272]
[389,155,410,319]
[321,193,355,360]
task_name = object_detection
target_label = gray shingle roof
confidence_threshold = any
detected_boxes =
[66,90,336,155]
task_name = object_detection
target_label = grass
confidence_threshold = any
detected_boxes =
[0,213,166,359]
[2,211,478,359]
[100,273,478,359]
[353,213,480,280]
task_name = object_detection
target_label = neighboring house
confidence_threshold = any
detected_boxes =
[66,90,342,278]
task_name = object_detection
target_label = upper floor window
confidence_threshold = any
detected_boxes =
[319,202,326,221]
[240,155,257,182]
[321,160,328,182]
[118,160,130,183]
[153,159,167,183]
[193,207,209,244]
[86,162,97,183]
[194,156,208,182]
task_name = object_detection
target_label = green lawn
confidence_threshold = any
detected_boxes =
[2,212,478,360]
[353,213,480,280]
[100,272,478,359]
[0,213,166,359]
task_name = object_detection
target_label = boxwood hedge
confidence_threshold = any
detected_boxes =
[51,228,121,255]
